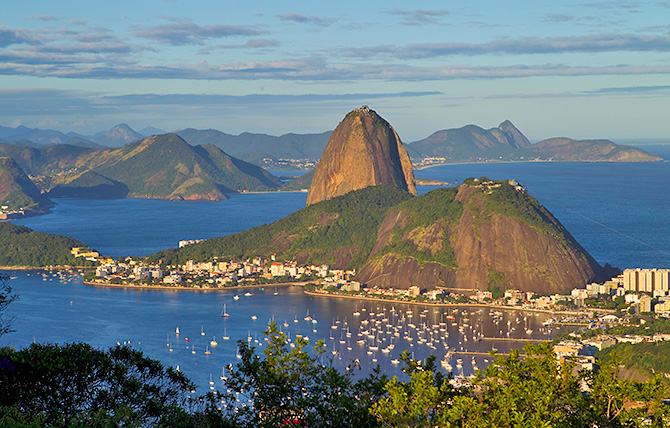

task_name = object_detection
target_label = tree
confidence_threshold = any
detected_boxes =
[587,354,669,427]
[0,273,17,338]
[370,351,461,428]
[221,321,382,427]
[0,342,199,426]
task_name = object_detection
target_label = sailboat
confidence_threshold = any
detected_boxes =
[223,328,230,340]
[221,304,230,317]
[201,325,205,336]
[274,287,279,295]
[210,336,218,347]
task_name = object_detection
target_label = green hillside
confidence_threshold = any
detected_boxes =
[152,184,414,268]
[151,178,602,294]
[47,170,129,199]
[0,223,89,267]
[0,157,52,212]
[0,135,282,200]
[89,134,281,199]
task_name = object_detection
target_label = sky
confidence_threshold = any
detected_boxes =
[1,0,669,142]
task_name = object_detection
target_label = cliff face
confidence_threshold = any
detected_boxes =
[306,106,416,205]
[355,181,603,294]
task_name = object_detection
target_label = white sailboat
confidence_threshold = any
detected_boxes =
[221,304,230,317]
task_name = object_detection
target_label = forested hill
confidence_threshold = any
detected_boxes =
[151,179,603,295]
[0,222,89,267]
[0,157,53,213]
[0,134,282,201]
[152,184,414,269]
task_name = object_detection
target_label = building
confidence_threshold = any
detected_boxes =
[623,268,670,293]
[408,286,421,297]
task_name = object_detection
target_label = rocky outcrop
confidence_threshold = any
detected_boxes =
[355,182,603,294]
[306,106,416,205]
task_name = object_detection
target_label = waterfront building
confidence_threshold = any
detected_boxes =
[622,268,670,294]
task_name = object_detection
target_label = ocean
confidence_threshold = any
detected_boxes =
[4,154,670,390]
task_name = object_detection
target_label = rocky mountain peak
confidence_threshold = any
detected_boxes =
[306,107,416,206]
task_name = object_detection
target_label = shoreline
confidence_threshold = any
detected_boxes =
[303,290,592,317]
[0,265,93,271]
[82,280,310,292]
[412,158,662,171]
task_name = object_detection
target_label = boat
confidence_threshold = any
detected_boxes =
[210,336,218,347]
[233,295,240,300]
[176,327,180,335]
[221,304,230,317]
[244,292,252,297]
[205,345,211,355]
[191,345,196,354]
[201,325,205,336]
[251,315,257,320]
[184,337,191,341]
[223,328,230,340]
[273,288,279,295]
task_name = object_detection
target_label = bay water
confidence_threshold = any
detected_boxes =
[4,155,670,391]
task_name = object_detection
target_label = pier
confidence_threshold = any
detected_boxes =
[480,337,545,343]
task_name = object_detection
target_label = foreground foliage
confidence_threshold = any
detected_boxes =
[1,322,668,427]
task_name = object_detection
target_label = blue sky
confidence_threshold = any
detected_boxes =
[1,0,669,141]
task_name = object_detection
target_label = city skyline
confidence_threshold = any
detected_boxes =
[2,0,670,142]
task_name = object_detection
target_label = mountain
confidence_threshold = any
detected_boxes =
[0,157,53,214]
[88,133,281,200]
[0,222,89,267]
[354,178,602,294]
[153,180,603,294]
[177,128,331,165]
[527,138,661,161]
[91,124,145,147]
[0,125,90,146]
[139,126,167,137]
[409,121,661,164]
[48,170,129,199]
[306,106,416,206]
[0,134,282,200]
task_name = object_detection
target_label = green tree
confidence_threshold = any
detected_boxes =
[222,321,382,427]
[472,343,587,427]
[0,343,199,427]
[587,354,669,427]
[370,351,460,427]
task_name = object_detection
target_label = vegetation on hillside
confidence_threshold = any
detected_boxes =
[152,185,414,268]
[0,222,89,267]
[372,187,462,269]
[599,341,670,382]
[0,157,52,211]
[1,320,667,427]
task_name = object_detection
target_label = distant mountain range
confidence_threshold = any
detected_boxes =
[408,121,661,165]
[0,120,661,168]
[0,134,281,202]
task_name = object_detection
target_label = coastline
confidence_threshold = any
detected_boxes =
[82,280,310,292]
[0,265,92,271]
[412,158,661,171]
[303,290,593,317]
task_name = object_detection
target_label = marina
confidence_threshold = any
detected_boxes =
[4,273,574,391]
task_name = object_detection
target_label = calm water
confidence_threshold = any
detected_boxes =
[5,159,670,390]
